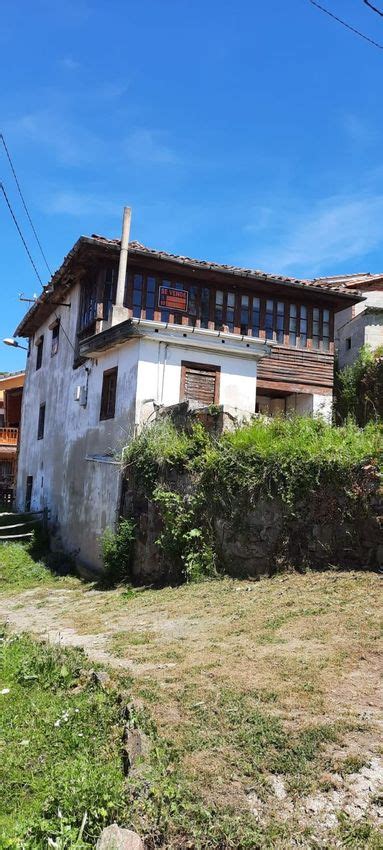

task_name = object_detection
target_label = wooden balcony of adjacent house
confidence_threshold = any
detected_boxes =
[0,428,19,447]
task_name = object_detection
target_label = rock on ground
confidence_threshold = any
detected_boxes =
[96,824,144,850]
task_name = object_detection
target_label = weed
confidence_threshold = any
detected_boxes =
[101,518,136,586]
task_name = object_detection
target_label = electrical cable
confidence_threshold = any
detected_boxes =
[0,134,53,276]
[308,0,383,49]
[363,0,383,18]
[0,182,76,353]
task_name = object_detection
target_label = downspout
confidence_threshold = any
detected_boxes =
[115,206,132,307]
[160,343,169,404]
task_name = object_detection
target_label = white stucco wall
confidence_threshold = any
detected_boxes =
[17,302,267,569]
[134,335,259,425]
[16,283,140,570]
[335,289,383,368]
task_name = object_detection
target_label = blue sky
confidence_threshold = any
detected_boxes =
[1,0,383,369]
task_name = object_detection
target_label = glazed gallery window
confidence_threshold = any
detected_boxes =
[124,269,331,348]
[100,368,118,420]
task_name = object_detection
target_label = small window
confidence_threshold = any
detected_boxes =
[37,403,46,440]
[346,337,352,351]
[25,476,33,512]
[36,336,44,371]
[100,368,118,420]
[51,321,60,357]
[181,361,220,405]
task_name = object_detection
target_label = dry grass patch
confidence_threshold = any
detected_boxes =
[1,554,382,846]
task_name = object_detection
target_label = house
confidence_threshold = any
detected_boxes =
[0,371,25,505]
[316,272,383,369]
[14,211,362,570]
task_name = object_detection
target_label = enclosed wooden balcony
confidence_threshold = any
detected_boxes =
[0,427,18,446]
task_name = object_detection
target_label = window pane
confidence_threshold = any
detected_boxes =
[215,290,224,329]
[252,297,260,336]
[132,273,143,317]
[289,304,297,346]
[240,294,249,334]
[265,299,274,340]
[226,292,235,331]
[188,286,197,319]
[201,288,210,328]
[276,302,284,343]
[160,279,171,322]
[299,305,307,348]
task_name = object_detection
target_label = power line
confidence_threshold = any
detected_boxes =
[0,183,44,287]
[0,182,76,354]
[308,0,383,49]
[0,134,53,277]
[363,0,383,18]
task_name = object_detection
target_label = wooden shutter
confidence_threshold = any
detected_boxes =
[181,362,220,405]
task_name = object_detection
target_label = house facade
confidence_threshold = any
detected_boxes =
[0,371,25,506]
[14,226,362,570]
[322,273,383,369]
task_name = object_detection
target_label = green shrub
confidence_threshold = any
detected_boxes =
[121,416,382,584]
[335,345,383,425]
[101,518,136,586]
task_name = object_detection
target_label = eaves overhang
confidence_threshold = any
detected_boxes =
[80,318,271,361]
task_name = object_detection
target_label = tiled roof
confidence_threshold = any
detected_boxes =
[91,235,363,295]
[313,272,383,289]
[14,234,365,337]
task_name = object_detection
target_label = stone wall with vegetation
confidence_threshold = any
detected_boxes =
[108,416,382,585]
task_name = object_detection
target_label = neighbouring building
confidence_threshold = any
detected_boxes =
[0,371,25,505]
[316,272,383,369]
[14,217,363,570]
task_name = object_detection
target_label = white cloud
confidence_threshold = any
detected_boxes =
[60,57,81,71]
[6,111,103,166]
[248,195,383,276]
[44,191,122,217]
[123,129,180,165]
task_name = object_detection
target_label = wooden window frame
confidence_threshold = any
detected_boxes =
[36,336,44,371]
[100,367,118,421]
[50,319,60,357]
[25,475,33,512]
[180,361,221,405]
[37,403,46,440]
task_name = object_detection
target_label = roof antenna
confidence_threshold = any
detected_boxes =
[115,207,131,308]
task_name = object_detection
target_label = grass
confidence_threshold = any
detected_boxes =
[0,541,77,592]
[0,545,382,848]
[0,629,127,848]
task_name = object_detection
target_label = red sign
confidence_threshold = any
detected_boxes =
[159,286,188,312]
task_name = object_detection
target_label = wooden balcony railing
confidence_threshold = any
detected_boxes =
[0,428,18,446]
